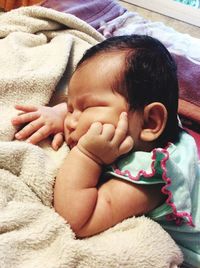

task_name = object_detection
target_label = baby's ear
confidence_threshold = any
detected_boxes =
[140,102,167,142]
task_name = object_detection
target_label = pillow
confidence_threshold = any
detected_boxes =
[41,0,126,29]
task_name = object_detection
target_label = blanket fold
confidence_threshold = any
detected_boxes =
[0,6,183,268]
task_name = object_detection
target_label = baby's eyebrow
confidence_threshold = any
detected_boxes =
[78,94,109,107]
[76,93,97,107]
[76,94,90,104]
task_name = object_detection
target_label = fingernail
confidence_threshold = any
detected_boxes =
[11,118,15,123]
[15,133,20,138]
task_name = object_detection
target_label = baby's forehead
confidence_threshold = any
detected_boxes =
[77,50,127,69]
[67,50,129,100]
[86,50,127,64]
[74,51,126,81]
[67,54,125,102]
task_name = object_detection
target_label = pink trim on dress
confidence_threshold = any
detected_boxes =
[113,146,195,227]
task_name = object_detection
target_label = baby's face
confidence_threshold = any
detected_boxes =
[64,53,141,148]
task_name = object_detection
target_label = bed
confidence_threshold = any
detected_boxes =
[0,0,199,267]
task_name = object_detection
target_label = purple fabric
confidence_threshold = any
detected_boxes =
[42,0,126,29]
[174,54,200,109]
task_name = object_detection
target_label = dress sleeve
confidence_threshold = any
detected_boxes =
[105,148,169,185]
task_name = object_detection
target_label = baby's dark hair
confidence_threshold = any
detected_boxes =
[77,35,180,146]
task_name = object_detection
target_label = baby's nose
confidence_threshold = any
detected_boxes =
[65,115,78,132]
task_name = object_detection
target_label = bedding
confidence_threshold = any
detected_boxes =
[0,6,183,268]
[42,0,126,30]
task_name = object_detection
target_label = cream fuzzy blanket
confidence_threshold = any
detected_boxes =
[0,6,183,268]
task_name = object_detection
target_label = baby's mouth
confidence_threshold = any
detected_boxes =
[67,136,77,149]
[69,142,77,149]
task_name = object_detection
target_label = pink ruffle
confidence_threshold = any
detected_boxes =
[113,146,194,227]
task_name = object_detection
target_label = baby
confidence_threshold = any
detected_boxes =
[12,35,200,267]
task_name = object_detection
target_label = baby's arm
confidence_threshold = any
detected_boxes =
[11,103,67,150]
[54,113,165,237]
[54,112,133,235]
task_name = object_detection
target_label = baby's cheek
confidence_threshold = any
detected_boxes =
[98,110,121,127]
[93,107,120,126]
[76,120,92,139]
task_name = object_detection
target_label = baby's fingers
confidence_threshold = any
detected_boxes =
[26,125,51,145]
[15,119,43,140]
[101,124,115,141]
[86,122,103,135]
[118,136,134,156]
[14,104,38,113]
[51,132,64,151]
[112,112,128,144]
[11,111,40,126]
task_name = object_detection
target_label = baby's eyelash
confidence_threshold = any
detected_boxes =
[67,104,73,113]
[83,104,90,109]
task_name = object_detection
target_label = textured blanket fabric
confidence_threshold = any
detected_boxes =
[0,6,183,268]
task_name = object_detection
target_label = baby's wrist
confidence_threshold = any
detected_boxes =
[53,103,68,118]
[74,144,103,166]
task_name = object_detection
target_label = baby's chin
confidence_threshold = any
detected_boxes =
[68,141,77,149]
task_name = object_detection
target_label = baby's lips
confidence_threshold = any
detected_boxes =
[66,136,77,148]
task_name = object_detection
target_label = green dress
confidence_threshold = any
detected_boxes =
[105,131,200,267]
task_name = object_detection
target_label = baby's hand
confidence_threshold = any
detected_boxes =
[11,104,66,150]
[77,112,134,165]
